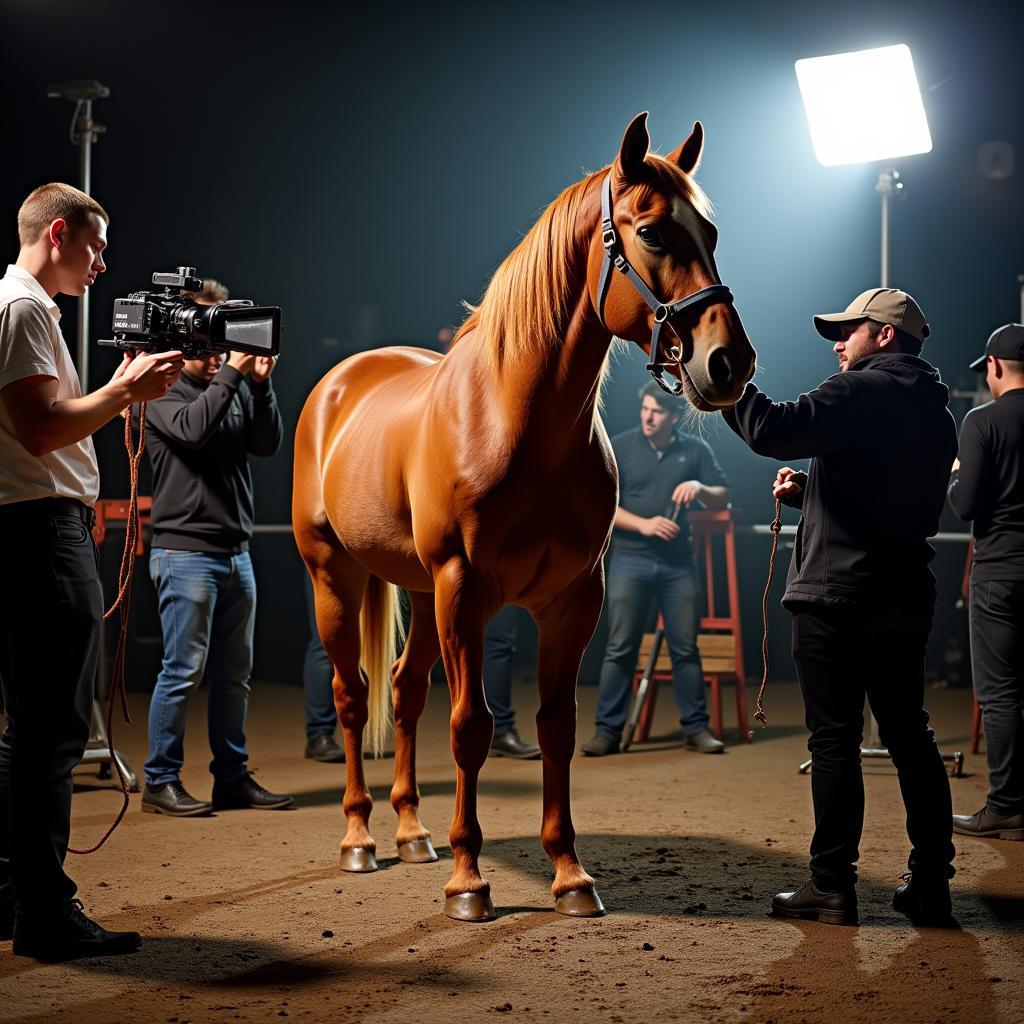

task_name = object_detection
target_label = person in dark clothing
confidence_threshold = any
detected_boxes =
[140,279,293,817]
[724,288,958,927]
[949,323,1024,841]
[581,380,731,757]
[302,572,344,762]
[484,606,541,759]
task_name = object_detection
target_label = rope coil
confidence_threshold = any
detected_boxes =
[70,402,146,855]
[754,497,783,727]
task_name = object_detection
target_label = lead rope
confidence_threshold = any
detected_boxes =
[754,498,783,726]
[70,401,146,855]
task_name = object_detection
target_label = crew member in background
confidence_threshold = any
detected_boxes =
[949,324,1024,841]
[0,182,182,960]
[140,278,293,817]
[581,380,730,758]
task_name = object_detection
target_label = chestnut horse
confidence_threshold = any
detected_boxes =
[292,113,755,922]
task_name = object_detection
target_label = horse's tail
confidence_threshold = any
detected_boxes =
[360,575,405,756]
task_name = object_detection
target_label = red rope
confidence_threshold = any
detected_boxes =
[70,402,146,855]
[753,498,783,727]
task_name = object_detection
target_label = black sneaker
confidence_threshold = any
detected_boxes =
[305,733,346,763]
[489,729,541,759]
[771,878,858,925]
[212,771,294,810]
[580,734,620,757]
[893,873,955,927]
[13,899,142,961]
[141,781,213,817]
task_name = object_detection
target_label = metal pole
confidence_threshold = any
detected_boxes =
[76,98,93,389]
[877,168,894,289]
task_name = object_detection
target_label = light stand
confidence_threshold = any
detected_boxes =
[48,79,138,791]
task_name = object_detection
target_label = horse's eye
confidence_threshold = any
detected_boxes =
[637,225,662,248]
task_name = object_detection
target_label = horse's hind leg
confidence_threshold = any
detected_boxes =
[391,590,440,863]
[434,559,496,922]
[534,571,606,916]
[305,543,378,872]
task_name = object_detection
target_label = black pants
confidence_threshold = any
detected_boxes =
[970,578,1024,816]
[0,499,100,914]
[791,601,954,889]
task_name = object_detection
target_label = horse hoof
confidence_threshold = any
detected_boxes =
[555,886,606,917]
[398,837,438,863]
[339,847,378,872]
[444,891,497,922]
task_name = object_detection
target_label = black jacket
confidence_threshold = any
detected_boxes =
[145,364,283,553]
[948,388,1024,582]
[723,353,958,609]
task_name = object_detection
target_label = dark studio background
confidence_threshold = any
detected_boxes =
[2,0,1022,695]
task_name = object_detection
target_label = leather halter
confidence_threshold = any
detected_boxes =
[595,173,733,396]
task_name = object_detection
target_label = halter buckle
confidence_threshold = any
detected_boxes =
[613,254,628,273]
[601,225,617,248]
[654,304,671,323]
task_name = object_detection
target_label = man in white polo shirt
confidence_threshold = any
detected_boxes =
[0,182,183,961]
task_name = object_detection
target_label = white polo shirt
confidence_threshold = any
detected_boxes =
[0,265,100,506]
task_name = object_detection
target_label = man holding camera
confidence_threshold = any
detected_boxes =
[948,324,1024,841]
[140,279,292,817]
[0,183,183,960]
[723,288,957,927]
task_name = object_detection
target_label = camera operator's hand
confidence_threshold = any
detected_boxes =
[251,355,277,382]
[639,515,681,541]
[227,351,258,376]
[114,350,184,403]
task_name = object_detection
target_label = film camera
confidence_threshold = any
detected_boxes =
[100,267,281,360]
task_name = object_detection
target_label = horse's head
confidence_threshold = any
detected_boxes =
[589,112,755,410]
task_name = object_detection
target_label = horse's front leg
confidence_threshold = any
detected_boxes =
[434,558,496,922]
[533,569,606,916]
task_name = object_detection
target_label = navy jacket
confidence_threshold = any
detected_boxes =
[723,353,958,609]
[145,364,282,553]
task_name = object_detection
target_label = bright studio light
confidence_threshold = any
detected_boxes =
[795,44,932,167]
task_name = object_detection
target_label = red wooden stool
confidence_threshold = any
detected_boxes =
[627,510,750,746]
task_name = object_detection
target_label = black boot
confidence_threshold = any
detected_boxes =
[141,781,213,817]
[771,878,858,925]
[893,873,955,927]
[212,771,294,810]
[305,733,346,763]
[489,729,541,759]
[13,899,142,961]
[580,734,620,757]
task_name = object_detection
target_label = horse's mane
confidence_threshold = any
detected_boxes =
[452,155,712,375]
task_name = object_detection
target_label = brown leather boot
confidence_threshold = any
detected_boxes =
[771,878,858,925]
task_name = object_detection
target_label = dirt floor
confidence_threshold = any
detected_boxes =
[1,677,1021,1024]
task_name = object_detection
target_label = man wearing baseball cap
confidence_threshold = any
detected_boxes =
[722,288,958,926]
[948,324,1024,842]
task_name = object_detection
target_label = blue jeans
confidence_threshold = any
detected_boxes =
[303,573,338,738]
[145,549,256,786]
[483,605,519,735]
[594,551,709,740]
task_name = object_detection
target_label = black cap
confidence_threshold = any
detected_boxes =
[970,323,1024,372]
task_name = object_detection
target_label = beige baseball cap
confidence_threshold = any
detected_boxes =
[813,288,931,343]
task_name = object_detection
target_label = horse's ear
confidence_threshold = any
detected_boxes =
[615,111,650,184]
[669,121,704,175]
